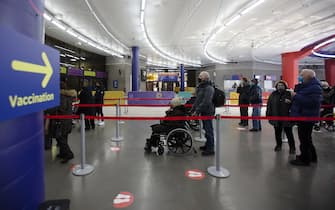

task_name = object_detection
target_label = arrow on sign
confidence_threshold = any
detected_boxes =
[11,52,53,88]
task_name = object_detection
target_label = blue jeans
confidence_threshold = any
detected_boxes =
[202,119,214,151]
[252,106,262,130]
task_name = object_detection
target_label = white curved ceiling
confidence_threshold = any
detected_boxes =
[44,0,335,66]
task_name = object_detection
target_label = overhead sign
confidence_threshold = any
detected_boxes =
[113,192,134,208]
[0,28,59,122]
[185,169,205,180]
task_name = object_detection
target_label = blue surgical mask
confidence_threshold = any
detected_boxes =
[298,76,303,83]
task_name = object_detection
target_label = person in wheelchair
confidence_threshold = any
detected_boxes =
[145,97,187,153]
[314,81,335,131]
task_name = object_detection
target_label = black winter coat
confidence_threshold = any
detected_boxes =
[151,105,187,134]
[50,89,76,137]
[78,87,94,115]
[237,84,250,104]
[266,90,293,127]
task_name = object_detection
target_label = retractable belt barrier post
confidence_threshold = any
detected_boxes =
[112,103,124,141]
[72,114,95,176]
[207,114,230,178]
[194,117,206,142]
[124,97,128,114]
[118,98,125,124]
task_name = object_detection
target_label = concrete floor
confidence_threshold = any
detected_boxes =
[44,107,335,210]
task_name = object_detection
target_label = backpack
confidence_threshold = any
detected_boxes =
[212,87,226,107]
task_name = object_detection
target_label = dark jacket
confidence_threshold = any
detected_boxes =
[237,84,250,104]
[95,87,105,103]
[249,84,262,104]
[50,89,76,136]
[152,105,187,134]
[192,81,215,116]
[266,90,293,127]
[78,87,94,114]
[322,87,335,105]
[290,78,322,121]
[162,105,187,128]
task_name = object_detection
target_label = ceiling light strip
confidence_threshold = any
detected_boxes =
[140,0,201,67]
[204,0,266,64]
[83,0,128,53]
[312,37,335,58]
[44,10,123,58]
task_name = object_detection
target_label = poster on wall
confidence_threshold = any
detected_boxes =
[113,80,118,88]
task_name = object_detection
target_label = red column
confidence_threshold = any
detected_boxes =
[281,49,313,89]
[281,52,299,89]
[325,59,335,86]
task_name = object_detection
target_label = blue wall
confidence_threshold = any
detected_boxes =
[0,0,45,209]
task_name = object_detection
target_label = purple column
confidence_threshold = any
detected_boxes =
[132,46,139,91]
[0,0,45,209]
[180,64,185,91]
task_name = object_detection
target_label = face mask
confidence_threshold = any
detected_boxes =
[298,76,303,83]
[198,78,202,83]
[277,87,285,91]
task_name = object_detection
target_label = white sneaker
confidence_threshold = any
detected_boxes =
[98,121,105,126]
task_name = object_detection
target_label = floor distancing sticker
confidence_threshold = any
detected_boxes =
[185,169,205,180]
[111,146,121,152]
[113,192,134,208]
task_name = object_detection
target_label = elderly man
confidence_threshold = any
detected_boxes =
[191,71,215,156]
[290,69,322,166]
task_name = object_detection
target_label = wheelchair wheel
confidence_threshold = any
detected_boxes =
[321,113,335,132]
[166,128,193,154]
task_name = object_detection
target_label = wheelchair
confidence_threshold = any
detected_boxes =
[314,107,335,132]
[144,123,194,156]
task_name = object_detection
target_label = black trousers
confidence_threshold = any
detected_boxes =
[56,133,73,158]
[274,123,295,150]
[297,122,317,163]
[239,107,248,125]
[96,107,104,121]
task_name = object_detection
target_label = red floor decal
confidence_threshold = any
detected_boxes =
[185,169,205,180]
[113,192,134,208]
[111,146,121,152]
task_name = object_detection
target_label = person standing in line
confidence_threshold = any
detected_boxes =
[249,78,262,132]
[48,81,75,163]
[290,69,322,166]
[266,80,296,154]
[78,79,95,130]
[237,77,250,127]
[95,81,105,126]
[191,71,215,156]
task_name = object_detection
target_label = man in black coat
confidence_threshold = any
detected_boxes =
[95,81,105,126]
[266,80,295,154]
[78,79,95,130]
[237,77,250,126]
